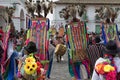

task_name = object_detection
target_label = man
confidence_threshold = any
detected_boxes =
[86,36,105,75]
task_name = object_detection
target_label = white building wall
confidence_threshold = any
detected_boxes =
[12,4,27,31]
[53,4,120,33]
[51,4,68,30]
[86,5,96,33]
[0,2,13,29]
[53,4,98,32]
[2,1,120,32]
[0,0,29,31]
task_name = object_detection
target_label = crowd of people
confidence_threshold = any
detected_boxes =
[0,22,120,80]
[87,31,120,80]
[0,23,37,79]
[0,23,66,80]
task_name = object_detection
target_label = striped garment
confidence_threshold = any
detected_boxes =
[86,43,105,74]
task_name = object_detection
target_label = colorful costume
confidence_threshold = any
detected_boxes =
[66,20,90,79]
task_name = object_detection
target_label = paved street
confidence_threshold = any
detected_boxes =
[48,53,72,80]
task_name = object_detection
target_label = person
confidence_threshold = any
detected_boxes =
[0,45,4,80]
[92,40,120,80]
[46,43,55,79]
[24,41,37,55]
[15,34,24,52]
[86,36,105,75]
[54,32,66,62]
[49,34,56,47]
[18,41,37,80]
[91,32,96,45]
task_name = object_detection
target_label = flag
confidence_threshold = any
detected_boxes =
[3,52,18,80]
[28,19,32,29]
[101,24,107,45]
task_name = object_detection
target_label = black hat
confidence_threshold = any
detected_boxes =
[104,40,120,55]
[24,41,37,53]
[95,36,101,43]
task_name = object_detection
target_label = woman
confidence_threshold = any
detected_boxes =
[92,40,120,80]
[18,41,37,80]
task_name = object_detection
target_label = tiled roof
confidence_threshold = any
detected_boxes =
[55,0,120,5]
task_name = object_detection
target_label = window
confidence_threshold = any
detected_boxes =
[95,25,101,34]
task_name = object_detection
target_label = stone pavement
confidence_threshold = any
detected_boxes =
[47,53,72,80]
